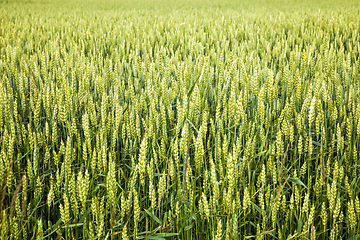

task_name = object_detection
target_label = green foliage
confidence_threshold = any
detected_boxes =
[0,0,360,239]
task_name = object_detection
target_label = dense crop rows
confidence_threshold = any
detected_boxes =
[1,1,360,239]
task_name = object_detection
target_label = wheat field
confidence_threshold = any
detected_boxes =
[0,0,360,239]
